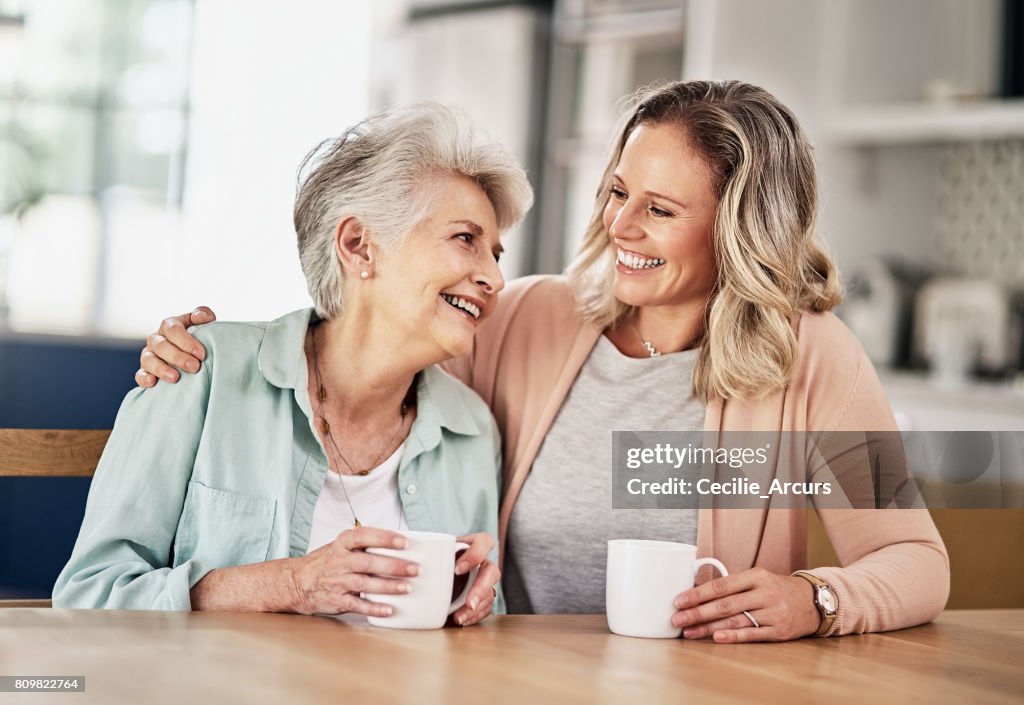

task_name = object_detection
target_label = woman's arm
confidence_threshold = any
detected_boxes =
[133,278,546,389]
[808,509,948,635]
[190,528,418,616]
[673,316,949,642]
[135,306,479,389]
[55,344,417,613]
[808,349,949,635]
[53,357,216,609]
[189,557,305,612]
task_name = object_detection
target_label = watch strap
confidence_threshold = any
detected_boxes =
[794,571,837,637]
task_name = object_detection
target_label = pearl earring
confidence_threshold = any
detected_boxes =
[360,271,369,280]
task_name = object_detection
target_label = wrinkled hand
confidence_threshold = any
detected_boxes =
[672,567,821,642]
[450,532,500,627]
[291,527,419,617]
[135,306,217,387]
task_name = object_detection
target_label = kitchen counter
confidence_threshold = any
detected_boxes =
[878,369,1024,431]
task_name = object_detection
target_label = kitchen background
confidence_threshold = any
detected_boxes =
[1,0,1022,598]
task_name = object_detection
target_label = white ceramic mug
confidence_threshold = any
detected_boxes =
[606,539,729,639]
[365,530,477,630]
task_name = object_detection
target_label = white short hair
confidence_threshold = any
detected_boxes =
[293,102,534,319]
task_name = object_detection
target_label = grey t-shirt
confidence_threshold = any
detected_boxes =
[504,334,705,614]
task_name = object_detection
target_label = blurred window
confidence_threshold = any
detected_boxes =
[0,0,193,335]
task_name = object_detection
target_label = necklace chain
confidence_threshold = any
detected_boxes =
[311,323,413,528]
[630,317,704,354]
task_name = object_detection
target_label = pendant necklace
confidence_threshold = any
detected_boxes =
[631,319,704,358]
[311,323,413,528]
[632,320,662,357]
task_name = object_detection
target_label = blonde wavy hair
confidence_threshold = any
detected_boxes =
[566,80,842,401]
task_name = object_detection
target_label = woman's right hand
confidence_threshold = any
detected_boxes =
[136,306,218,387]
[290,527,419,617]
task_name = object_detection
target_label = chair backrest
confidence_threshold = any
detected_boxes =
[0,429,108,606]
[0,429,109,477]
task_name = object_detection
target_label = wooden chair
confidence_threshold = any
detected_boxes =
[0,429,109,478]
[0,429,109,607]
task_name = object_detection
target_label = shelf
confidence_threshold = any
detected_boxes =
[825,99,1024,146]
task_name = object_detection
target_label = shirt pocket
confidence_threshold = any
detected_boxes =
[172,481,277,570]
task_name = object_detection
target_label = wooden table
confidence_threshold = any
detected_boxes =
[0,610,1020,704]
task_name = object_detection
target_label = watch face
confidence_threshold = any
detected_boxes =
[819,587,838,613]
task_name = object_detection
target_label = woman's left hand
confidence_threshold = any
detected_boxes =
[450,532,500,627]
[672,567,821,642]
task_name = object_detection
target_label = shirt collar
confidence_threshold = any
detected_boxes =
[257,308,485,438]
[257,307,314,391]
[412,366,487,438]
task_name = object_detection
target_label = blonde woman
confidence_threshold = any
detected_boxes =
[136,81,949,641]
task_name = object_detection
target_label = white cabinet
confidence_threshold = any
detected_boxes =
[827,100,1024,145]
[686,0,1024,427]
[686,0,1021,271]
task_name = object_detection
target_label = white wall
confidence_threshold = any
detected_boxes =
[370,2,543,280]
[174,1,374,325]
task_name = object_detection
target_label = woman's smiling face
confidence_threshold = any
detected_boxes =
[375,173,504,361]
[604,122,719,315]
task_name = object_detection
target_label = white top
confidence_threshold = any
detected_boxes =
[306,443,408,553]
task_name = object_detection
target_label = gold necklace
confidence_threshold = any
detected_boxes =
[311,324,414,527]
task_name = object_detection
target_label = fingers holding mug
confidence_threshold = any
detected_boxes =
[606,540,730,639]
[366,530,486,630]
[454,532,494,575]
[452,559,500,627]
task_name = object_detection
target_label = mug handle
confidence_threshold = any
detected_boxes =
[694,557,729,580]
[448,542,480,614]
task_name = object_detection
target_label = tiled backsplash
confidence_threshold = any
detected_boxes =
[939,139,1024,284]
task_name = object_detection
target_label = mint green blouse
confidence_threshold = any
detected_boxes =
[53,308,503,612]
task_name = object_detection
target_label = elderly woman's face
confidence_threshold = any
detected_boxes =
[603,122,718,313]
[375,173,504,360]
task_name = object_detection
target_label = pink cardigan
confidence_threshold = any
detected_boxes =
[443,275,949,635]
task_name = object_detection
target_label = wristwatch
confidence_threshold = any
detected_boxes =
[794,571,838,636]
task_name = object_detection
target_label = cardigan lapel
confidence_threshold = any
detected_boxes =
[696,392,787,583]
[696,398,723,579]
[497,323,603,561]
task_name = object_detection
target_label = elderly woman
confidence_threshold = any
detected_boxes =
[136,81,949,641]
[53,103,533,625]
